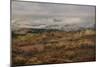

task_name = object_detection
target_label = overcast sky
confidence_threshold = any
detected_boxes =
[11,1,96,29]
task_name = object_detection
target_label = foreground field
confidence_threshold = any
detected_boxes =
[12,29,96,66]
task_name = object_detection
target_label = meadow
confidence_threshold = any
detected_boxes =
[12,29,96,66]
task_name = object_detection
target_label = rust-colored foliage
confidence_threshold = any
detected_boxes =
[12,29,96,65]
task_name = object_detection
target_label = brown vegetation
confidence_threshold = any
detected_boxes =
[12,29,96,66]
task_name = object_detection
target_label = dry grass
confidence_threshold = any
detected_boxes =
[12,29,96,66]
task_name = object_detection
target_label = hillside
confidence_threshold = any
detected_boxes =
[12,29,96,66]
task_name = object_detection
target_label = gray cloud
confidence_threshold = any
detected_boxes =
[12,1,95,17]
[11,1,96,30]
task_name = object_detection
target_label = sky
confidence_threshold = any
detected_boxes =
[11,1,96,30]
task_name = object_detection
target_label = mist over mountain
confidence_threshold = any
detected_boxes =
[11,1,96,31]
[11,16,95,32]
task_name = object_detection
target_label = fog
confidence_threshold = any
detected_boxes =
[11,1,95,30]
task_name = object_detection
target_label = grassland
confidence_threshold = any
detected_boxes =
[12,29,96,66]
